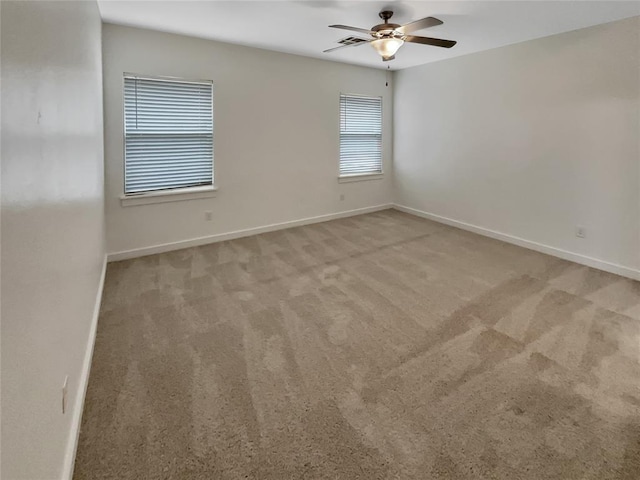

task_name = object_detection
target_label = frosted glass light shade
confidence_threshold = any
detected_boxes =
[370,37,404,59]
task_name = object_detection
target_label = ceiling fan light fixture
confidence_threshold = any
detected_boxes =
[370,37,404,60]
[324,13,455,59]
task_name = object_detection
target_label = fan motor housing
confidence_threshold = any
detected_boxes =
[371,23,401,33]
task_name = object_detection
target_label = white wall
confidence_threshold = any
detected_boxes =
[0,1,105,478]
[103,24,393,256]
[394,17,640,275]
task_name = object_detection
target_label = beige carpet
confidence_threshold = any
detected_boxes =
[74,209,640,479]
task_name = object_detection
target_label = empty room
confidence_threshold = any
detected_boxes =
[2,0,640,479]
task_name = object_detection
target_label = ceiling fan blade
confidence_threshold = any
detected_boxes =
[404,35,456,48]
[397,17,443,34]
[329,24,375,35]
[323,40,372,53]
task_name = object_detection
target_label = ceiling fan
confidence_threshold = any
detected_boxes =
[323,10,456,62]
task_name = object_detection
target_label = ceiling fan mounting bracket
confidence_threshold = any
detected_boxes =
[378,10,394,23]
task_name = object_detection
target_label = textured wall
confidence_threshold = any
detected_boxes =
[1,1,105,478]
[394,17,640,274]
[102,24,393,256]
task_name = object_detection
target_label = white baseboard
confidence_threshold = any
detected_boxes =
[393,204,640,282]
[108,204,394,262]
[61,255,108,480]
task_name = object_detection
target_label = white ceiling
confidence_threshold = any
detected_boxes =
[97,1,640,70]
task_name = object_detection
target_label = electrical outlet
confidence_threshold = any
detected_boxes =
[575,226,586,238]
[62,375,68,414]
[339,194,345,201]
[205,211,213,221]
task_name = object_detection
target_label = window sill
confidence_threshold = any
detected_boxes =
[338,173,384,184]
[120,185,218,207]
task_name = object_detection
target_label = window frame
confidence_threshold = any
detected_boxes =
[121,72,216,205]
[338,93,384,181]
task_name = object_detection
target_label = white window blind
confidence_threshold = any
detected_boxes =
[339,94,382,176]
[124,75,213,194]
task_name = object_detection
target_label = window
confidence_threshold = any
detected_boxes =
[339,94,382,177]
[123,74,213,195]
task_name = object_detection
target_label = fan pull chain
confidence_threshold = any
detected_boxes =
[386,65,390,87]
